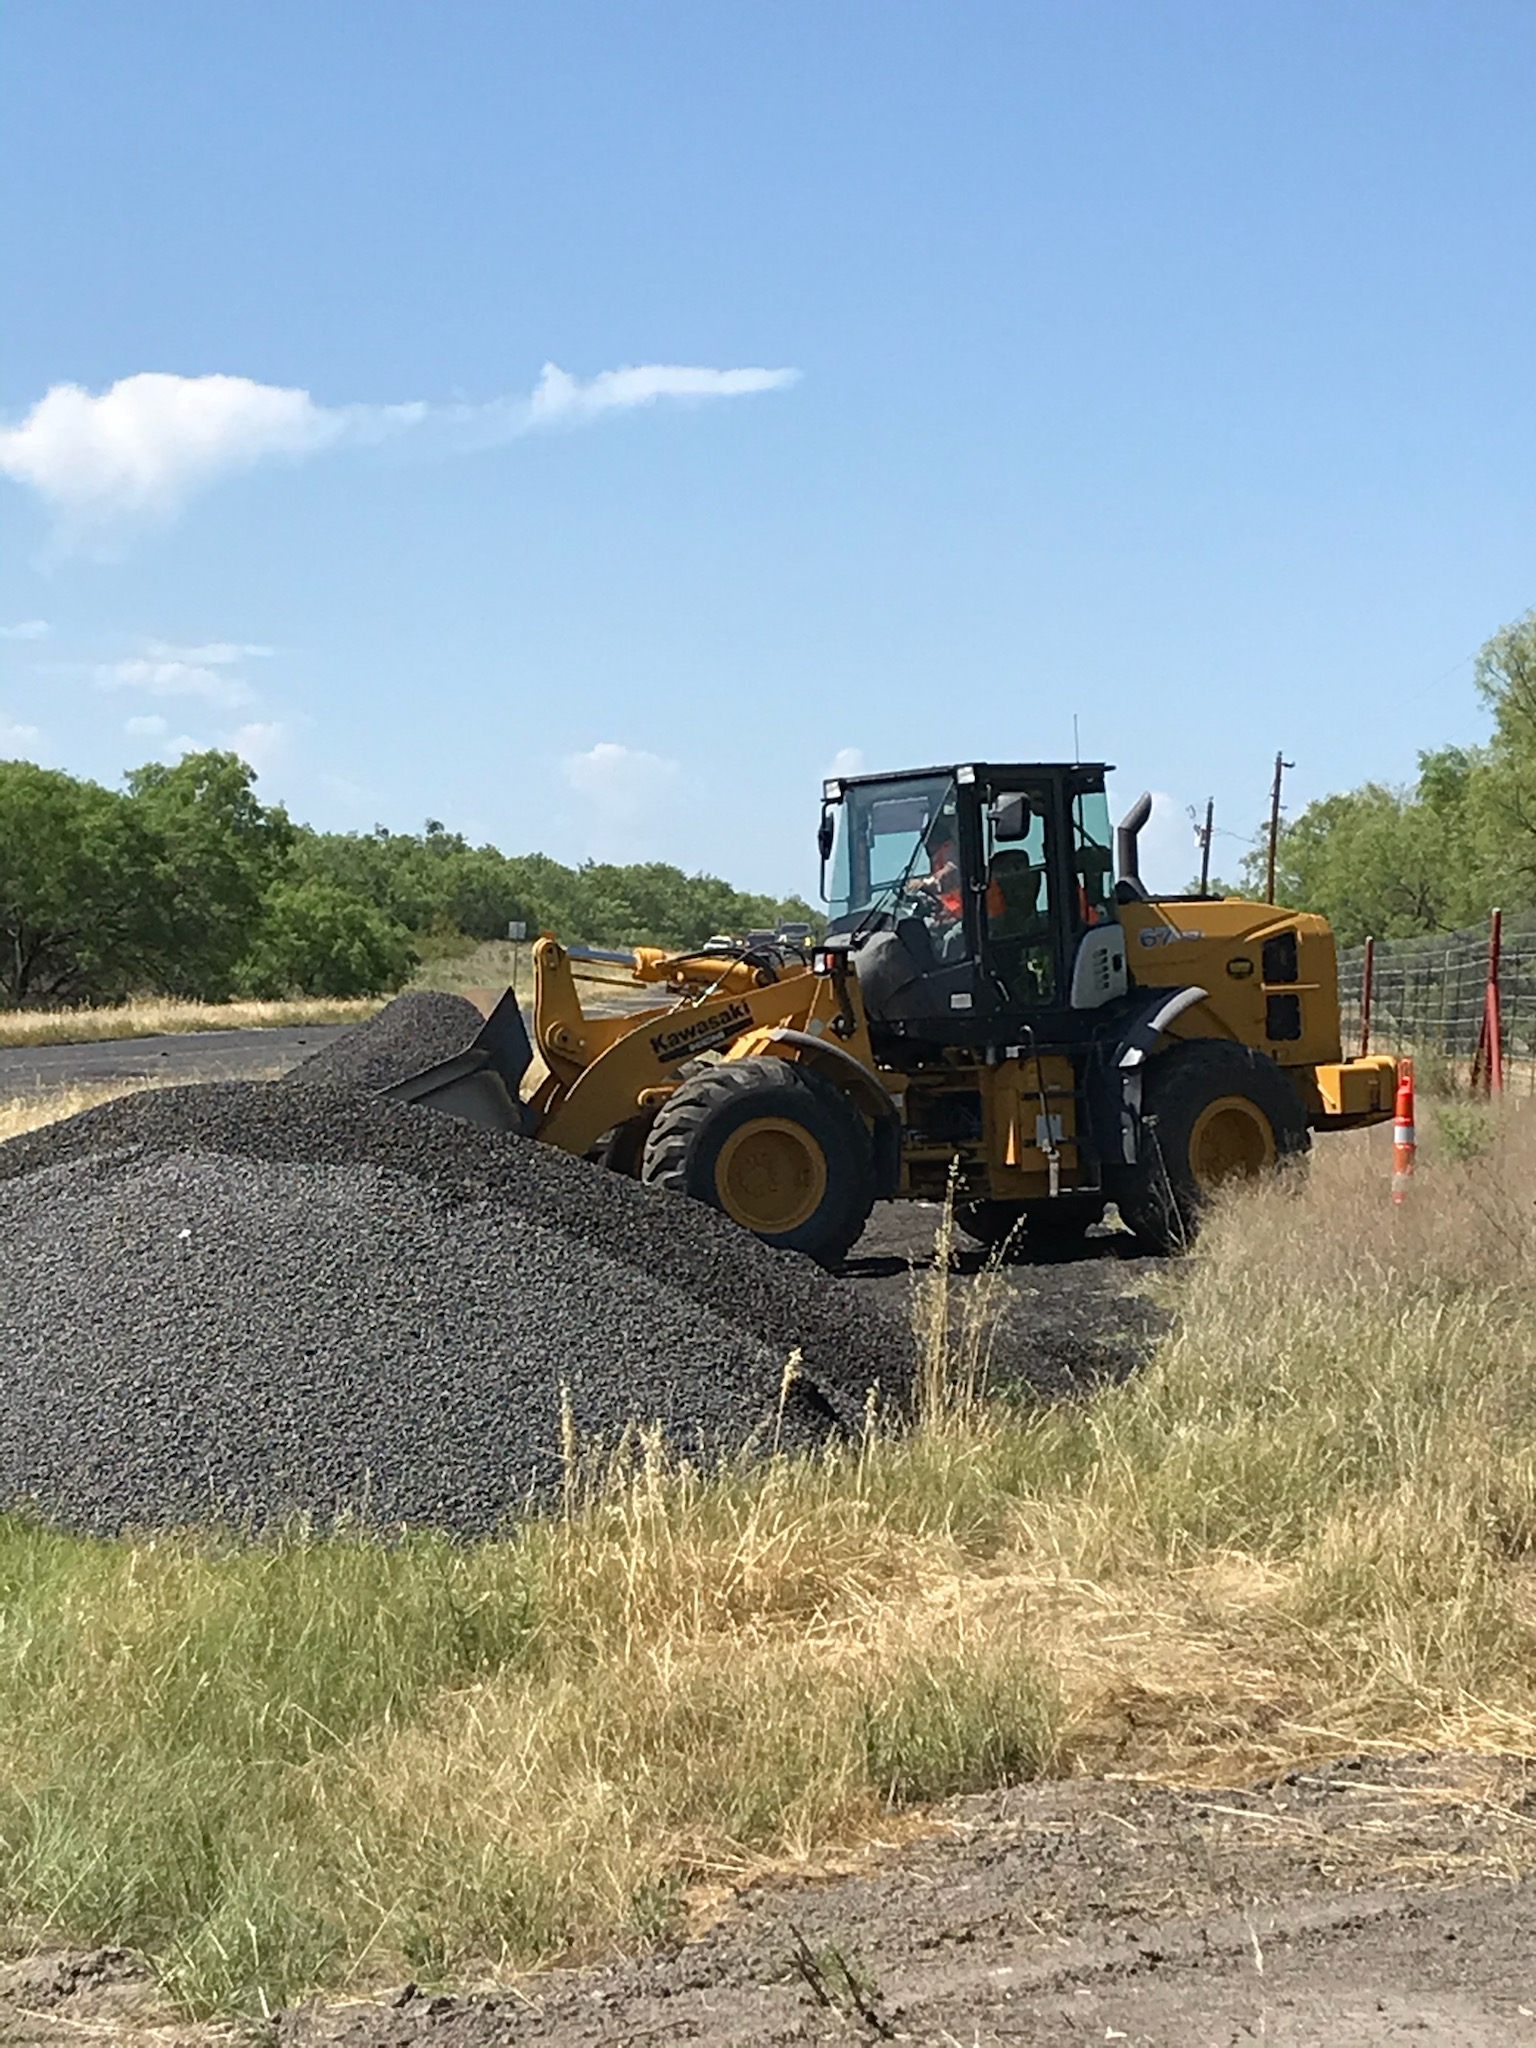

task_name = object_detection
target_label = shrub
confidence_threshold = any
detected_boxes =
[1432,1098,1500,1163]
[239,879,416,998]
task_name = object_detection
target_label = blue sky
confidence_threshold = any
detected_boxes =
[3,1,1535,897]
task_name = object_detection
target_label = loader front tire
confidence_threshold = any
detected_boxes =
[641,1055,876,1267]
[1110,1040,1308,1254]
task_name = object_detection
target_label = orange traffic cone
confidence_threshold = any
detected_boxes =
[1392,1057,1416,1206]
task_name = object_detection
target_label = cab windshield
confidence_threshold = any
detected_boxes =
[825,774,959,933]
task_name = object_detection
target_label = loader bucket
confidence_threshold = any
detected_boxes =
[381,987,536,1136]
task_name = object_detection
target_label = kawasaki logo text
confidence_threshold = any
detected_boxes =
[650,1001,753,1064]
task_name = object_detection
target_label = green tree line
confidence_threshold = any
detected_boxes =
[1238,611,1536,945]
[0,753,817,1006]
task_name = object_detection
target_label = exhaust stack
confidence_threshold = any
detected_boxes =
[1116,791,1153,899]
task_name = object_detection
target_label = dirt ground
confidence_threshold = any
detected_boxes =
[846,1198,1171,1397]
[282,1756,1536,2048]
[9,1758,1533,2048]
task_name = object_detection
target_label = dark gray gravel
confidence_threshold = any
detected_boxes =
[0,1082,913,1539]
[285,990,486,1091]
[0,1151,843,1537]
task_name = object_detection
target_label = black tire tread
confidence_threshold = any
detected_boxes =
[642,1056,876,1267]
[1112,1039,1309,1254]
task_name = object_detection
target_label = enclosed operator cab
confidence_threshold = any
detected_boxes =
[819,761,1128,1054]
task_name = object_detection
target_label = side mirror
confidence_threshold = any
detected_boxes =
[990,792,1032,842]
[817,807,835,863]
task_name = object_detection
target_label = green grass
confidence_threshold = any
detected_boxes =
[0,1527,545,2007]
[0,1502,1057,2016]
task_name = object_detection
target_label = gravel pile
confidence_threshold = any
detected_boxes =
[0,1078,912,1539]
[286,989,485,1091]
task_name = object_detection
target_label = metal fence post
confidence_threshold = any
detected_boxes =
[1472,907,1505,1096]
[1360,935,1375,1057]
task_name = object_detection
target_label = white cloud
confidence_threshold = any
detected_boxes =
[0,714,43,758]
[124,713,168,737]
[1106,786,1200,895]
[528,362,798,427]
[0,619,49,641]
[0,361,799,531]
[145,639,273,665]
[828,746,865,778]
[96,656,254,709]
[224,720,287,774]
[564,741,682,858]
[0,374,353,525]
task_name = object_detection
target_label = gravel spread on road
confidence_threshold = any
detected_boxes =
[0,1006,913,1537]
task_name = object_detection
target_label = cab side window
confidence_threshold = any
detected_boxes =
[1071,789,1117,928]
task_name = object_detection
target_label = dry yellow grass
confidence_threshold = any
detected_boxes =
[0,996,379,1049]
[962,1107,1536,1782]
[0,1079,164,1142]
[410,937,642,1004]
[3,1096,1536,2014]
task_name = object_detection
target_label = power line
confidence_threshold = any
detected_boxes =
[1394,600,1535,711]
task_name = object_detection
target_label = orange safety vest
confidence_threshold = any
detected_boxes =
[930,841,963,919]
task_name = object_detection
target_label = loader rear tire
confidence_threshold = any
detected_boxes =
[641,1055,876,1268]
[1110,1040,1308,1254]
[588,1112,657,1178]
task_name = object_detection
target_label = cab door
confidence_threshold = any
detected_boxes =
[979,779,1062,1011]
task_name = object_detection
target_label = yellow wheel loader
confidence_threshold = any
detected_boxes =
[390,763,1398,1263]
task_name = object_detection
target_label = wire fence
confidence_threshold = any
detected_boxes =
[1337,911,1536,1091]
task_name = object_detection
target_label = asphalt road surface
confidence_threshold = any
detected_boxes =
[0,1024,351,1099]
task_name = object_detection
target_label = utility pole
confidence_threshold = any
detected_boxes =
[1265,751,1293,905]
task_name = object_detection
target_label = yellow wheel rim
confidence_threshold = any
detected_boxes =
[1187,1094,1276,1192]
[714,1118,829,1234]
